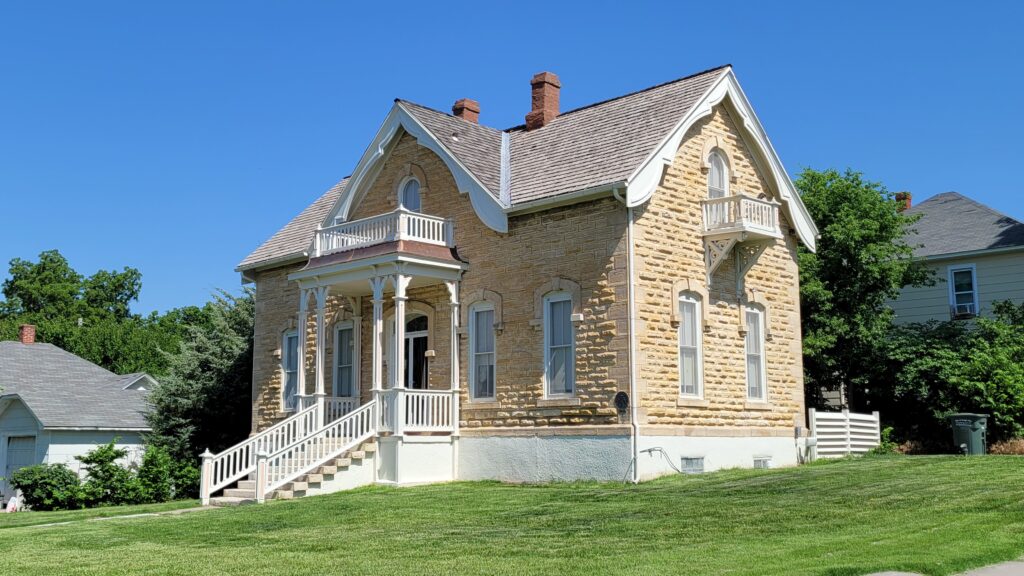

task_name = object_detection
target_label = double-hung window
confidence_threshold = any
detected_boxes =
[334,322,355,398]
[678,295,702,397]
[745,309,766,401]
[544,293,575,397]
[948,265,978,319]
[469,304,496,400]
[282,330,299,410]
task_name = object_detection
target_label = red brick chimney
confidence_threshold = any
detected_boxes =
[18,324,36,344]
[452,98,480,123]
[525,72,560,130]
[895,192,912,212]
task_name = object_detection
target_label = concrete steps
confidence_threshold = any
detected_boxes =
[209,441,376,507]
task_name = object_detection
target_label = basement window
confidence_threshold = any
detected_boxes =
[753,457,772,470]
[680,457,705,474]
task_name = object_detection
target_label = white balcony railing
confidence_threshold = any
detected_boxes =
[701,194,781,238]
[376,388,456,434]
[314,209,454,258]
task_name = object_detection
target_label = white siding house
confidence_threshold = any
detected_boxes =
[0,326,151,503]
[891,192,1024,324]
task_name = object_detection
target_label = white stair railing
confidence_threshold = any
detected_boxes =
[324,396,358,423]
[257,400,377,501]
[200,402,319,504]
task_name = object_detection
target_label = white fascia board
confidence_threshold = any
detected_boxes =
[921,245,1024,262]
[625,67,819,252]
[323,103,508,234]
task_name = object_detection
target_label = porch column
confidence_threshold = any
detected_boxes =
[296,289,310,410]
[445,280,461,434]
[313,285,330,425]
[392,273,411,436]
[369,277,387,394]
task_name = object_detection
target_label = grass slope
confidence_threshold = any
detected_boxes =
[0,457,1021,576]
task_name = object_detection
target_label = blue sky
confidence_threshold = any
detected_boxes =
[1,1,1021,314]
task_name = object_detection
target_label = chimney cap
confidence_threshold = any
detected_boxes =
[531,71,561,87]
[452,98,481,123]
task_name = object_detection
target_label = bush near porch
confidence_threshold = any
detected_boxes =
[3,456,1023,576]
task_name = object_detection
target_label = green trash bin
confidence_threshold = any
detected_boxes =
[948,413,988,455]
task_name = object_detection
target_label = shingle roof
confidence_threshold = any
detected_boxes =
[0,341,151,429]
[399,101,504,198]
[509,66,726,204]
[237,178,348,270]
[906,192,1024,258]
[239,66,730,271]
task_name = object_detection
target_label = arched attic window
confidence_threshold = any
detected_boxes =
[401,178,422,212]
[707,150,728,199]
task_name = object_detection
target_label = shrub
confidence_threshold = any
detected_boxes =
[77,440,143,505]
[8,464,83,511]
[869,427,900,455]
[170,460,200,499]
[990,438,1024,455]
[138,445,173,502]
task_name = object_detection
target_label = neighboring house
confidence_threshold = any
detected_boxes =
[0,325,152,503]
[205,65,819,504]
[891,192,1024,323]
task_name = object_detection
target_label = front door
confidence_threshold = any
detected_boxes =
[405,315,429,389]
[4,436,36,502]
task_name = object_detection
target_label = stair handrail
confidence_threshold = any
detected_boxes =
[200,402,320,502]
[257,399,377,501]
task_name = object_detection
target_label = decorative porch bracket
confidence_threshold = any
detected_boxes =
[735,240,772,295]
[704,237,738,285]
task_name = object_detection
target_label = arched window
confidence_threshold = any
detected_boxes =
[401,178,422,212]
[678,294,703,398]
[708,150,728,199]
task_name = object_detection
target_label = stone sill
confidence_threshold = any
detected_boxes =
[537,397,582,408]
[676,397,709,408]
[273,410,296,419]
[744,401,774,411]
[465,401,501,410]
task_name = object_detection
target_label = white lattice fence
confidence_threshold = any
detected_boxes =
[808,409,881,458]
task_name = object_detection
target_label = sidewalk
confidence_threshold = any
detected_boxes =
[870,559,1024,575]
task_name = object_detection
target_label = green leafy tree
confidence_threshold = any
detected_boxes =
[796,169,932,409]
[145,289,254,463]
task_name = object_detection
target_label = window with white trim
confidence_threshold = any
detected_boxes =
[948,265,978,319]
[708,150,728,199]
[401,178,421,212]
[544,292,575,397]
[469,303,496,399]
[334,322,355,397]
[678,294,702,397]
[745,308,766,401]
[282,330,299,410]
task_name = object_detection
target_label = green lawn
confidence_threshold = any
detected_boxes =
[0,456,1021,576]
[0,500,199,529]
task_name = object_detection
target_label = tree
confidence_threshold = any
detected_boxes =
[796,169,932,409]
[145,289,254,463]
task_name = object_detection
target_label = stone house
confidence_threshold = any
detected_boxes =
[201,65,819,505]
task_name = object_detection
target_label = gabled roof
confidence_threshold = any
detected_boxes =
[0,341,152,429]
[906,192,1024,258]
[508,66,724,205]
[237,178,348,272]
[239,65,818,271]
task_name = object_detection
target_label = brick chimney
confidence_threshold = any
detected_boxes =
[895,192,912,212]
[525,72,560,130]
[452,98,480,123]
[18,324,36,344]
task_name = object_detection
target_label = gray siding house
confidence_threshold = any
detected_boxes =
[0,325,153,503]
[891,192,1024,323]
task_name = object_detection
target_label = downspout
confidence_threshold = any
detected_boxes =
[613,188,641,484]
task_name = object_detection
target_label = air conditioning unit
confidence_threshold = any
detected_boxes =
[951,303,977,319]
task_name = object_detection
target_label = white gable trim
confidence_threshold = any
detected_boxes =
[324,103,509,233]
[625,68,819,252]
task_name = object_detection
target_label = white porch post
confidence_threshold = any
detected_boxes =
[313,285,330,426]
[392,273,411,436]
[445,280,461,433]
[369,278,386,395]
[296,289,310,410]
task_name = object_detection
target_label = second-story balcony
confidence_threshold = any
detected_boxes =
[314,209,455,258]
[701,194,782,241]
